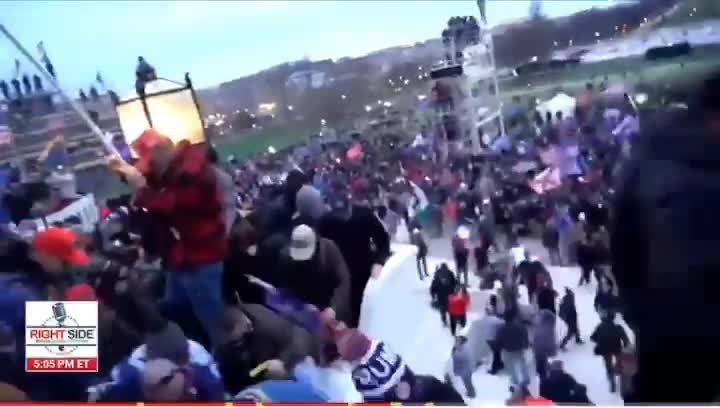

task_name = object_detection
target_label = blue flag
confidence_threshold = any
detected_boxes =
[45,144,69,171]
[246,275,322,335]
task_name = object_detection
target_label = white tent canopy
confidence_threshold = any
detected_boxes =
[536,93,577,119]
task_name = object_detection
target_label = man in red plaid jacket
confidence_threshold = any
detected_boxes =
[115,129,227,346]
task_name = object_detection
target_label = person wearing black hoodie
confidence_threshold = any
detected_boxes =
[535,279,557,316]
[542,220,561,266]
[317,195,390,328]
[576,233,597,286]
[223,217,269,305]
[559,288,583,350]
[430,263,457,326]
[255,170,308,250]
[497,310,531,388]
[274,224,351,323]
[611,74,720,402]
[540,361,591,404]
[593,278,620,320]
[590,313,629,394]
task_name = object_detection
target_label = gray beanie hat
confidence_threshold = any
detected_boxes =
[295,185,325,220]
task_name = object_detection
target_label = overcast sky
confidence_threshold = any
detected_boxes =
[0,1,612,92]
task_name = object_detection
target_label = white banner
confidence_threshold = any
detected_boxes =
[35,194,98,232]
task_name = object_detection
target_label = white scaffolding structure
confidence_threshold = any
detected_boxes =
[427,4,506,159]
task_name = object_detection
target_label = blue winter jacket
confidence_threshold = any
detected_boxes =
[235,379,328,402]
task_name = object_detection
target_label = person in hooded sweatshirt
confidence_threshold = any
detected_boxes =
[593,278,620,320]
[293,185,326,228]
[539,361,591,404]
[532,309,557,380]
[430,263,457,326]
[449,335,476,399]
[497,309,531,388]
[317,194,390,328]
[223,218,267,305]
[558,288,583,350]
[468,303,505,374]
[535,276,558,316]
[576,232,597,286]
[255,170,308,248]
[612,71,720,402]
[590,312,630,394]
[275,224,351,324]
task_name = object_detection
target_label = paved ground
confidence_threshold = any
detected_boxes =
[362,227,629,404]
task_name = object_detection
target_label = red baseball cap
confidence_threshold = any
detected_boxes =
[65,283,97,301]
[32,227,90,265]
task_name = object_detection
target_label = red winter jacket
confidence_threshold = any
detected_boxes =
[448,292,469,316]
[133,142,227,268]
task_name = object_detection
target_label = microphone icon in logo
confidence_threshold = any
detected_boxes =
[51,303,67,351]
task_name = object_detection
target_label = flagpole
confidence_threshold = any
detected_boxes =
[0,24,122,161]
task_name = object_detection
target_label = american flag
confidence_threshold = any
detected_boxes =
[0,125,14,146]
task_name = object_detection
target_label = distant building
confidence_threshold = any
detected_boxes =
[286,69,332,90]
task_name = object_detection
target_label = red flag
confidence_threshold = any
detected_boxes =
[526,396,553,405]
[346,143,362,160]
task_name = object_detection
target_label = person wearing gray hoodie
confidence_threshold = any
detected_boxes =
[532,309,558,380]
[450,336,476,399]
[294,185,326,227]
[467,308,505,374]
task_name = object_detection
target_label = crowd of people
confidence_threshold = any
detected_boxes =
[0,66,719,404]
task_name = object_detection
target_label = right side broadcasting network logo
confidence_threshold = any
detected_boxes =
[25,301,98,373]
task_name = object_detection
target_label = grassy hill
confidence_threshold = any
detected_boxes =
[213,127,312,160]
[658,0,720,27]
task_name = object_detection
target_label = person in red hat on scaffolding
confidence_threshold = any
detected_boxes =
[109,129,227,348]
